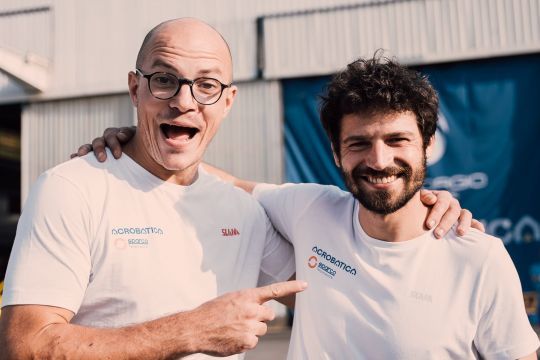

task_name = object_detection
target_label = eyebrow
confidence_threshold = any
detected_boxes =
[198,68,224,76]
[342,131,416,144]
[148,59,226,80]
[342,135,369,144]
[385,131,416,138]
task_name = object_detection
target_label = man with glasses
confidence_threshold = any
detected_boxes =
[1,18,471,359]
[0,18,304,359]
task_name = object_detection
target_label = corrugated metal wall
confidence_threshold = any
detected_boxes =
[0,6,52,60]
[204,80,283,184]
[21,95,134,202]
[261,0,540,78]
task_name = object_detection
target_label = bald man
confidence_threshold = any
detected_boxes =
[0,18,303,359]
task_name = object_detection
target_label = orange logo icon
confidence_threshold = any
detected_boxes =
[308,256,318,269]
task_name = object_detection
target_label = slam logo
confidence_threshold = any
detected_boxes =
[221,228,240,236]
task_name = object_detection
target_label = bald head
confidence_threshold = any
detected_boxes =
[136,18,233,78]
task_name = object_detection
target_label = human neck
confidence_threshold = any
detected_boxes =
[124,135,199,186]
[358,192,430,242]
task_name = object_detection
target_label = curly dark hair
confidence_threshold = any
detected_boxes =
[320,54,439,157]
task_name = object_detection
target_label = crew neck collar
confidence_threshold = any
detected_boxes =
[353,200,435,249]
[118,150,207,193]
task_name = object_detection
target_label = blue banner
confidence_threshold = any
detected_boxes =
[283,53,540,322]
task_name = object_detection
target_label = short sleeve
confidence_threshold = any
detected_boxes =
[257,213,295,287]
[474,240,540,359]
[253,183,323,244]
[2,171,92,313]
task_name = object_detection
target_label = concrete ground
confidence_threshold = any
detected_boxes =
[245,326,540,359]
[245,328,291,360]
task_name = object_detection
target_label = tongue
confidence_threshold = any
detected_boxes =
[163,125,194,141]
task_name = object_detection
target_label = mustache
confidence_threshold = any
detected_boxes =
[351,164,411,178]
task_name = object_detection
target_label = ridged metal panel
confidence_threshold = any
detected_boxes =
[262,0,540,78]
[0,0,51,12]
[21,94,134,203]
[0,0,374,101]
[0,6,52,60]
[204,80,283,184]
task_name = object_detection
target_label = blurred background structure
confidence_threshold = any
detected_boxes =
[0,0,539,355]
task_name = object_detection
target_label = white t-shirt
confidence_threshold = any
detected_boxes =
[3,151,295,360]
[254,183,540,360]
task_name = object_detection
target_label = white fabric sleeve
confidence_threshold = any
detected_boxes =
[2,171,92,314]
[474,240,540,359]
[253,183,315,245]
[257,213,295,287]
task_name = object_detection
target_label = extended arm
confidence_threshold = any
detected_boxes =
[73,126,484,238]
[0,280,307,359]
[201,163,483,238]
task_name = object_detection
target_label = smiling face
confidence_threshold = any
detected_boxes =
[336,111,432,215]
[127,18,237,183]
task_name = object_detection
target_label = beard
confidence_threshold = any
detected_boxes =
[341,156,427,215]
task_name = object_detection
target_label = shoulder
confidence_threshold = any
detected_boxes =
[441,228,507,268]
[255,182,351,204]
[29,151,119,205]
[43,151,113,183]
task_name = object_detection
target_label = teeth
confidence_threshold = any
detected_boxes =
[366,175,397,184]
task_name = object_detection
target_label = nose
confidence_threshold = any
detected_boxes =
[365,141,393,170]
[169,83,197,112]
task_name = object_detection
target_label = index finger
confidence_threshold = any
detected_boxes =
[253,280,308,304]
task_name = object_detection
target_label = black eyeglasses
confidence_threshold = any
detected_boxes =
[136,69,232,105]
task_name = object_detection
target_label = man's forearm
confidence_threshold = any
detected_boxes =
[1,280,307,359]
[2,308,199,360]
[43,313,198,360]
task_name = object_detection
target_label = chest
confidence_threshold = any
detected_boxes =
[79,189,264,321]
[292,228,480,358]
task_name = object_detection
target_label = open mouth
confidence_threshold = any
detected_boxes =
[160,123,199,141]
[364,175,398,184]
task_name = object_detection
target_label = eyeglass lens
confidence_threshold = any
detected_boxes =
[149,73,223,104]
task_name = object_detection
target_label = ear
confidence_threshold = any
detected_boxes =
[425,135,435,159]
[221,84,238,118]
[128,71,139,107]
[331,143,341,168]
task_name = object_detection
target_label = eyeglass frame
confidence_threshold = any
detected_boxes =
[135,68,232,105]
